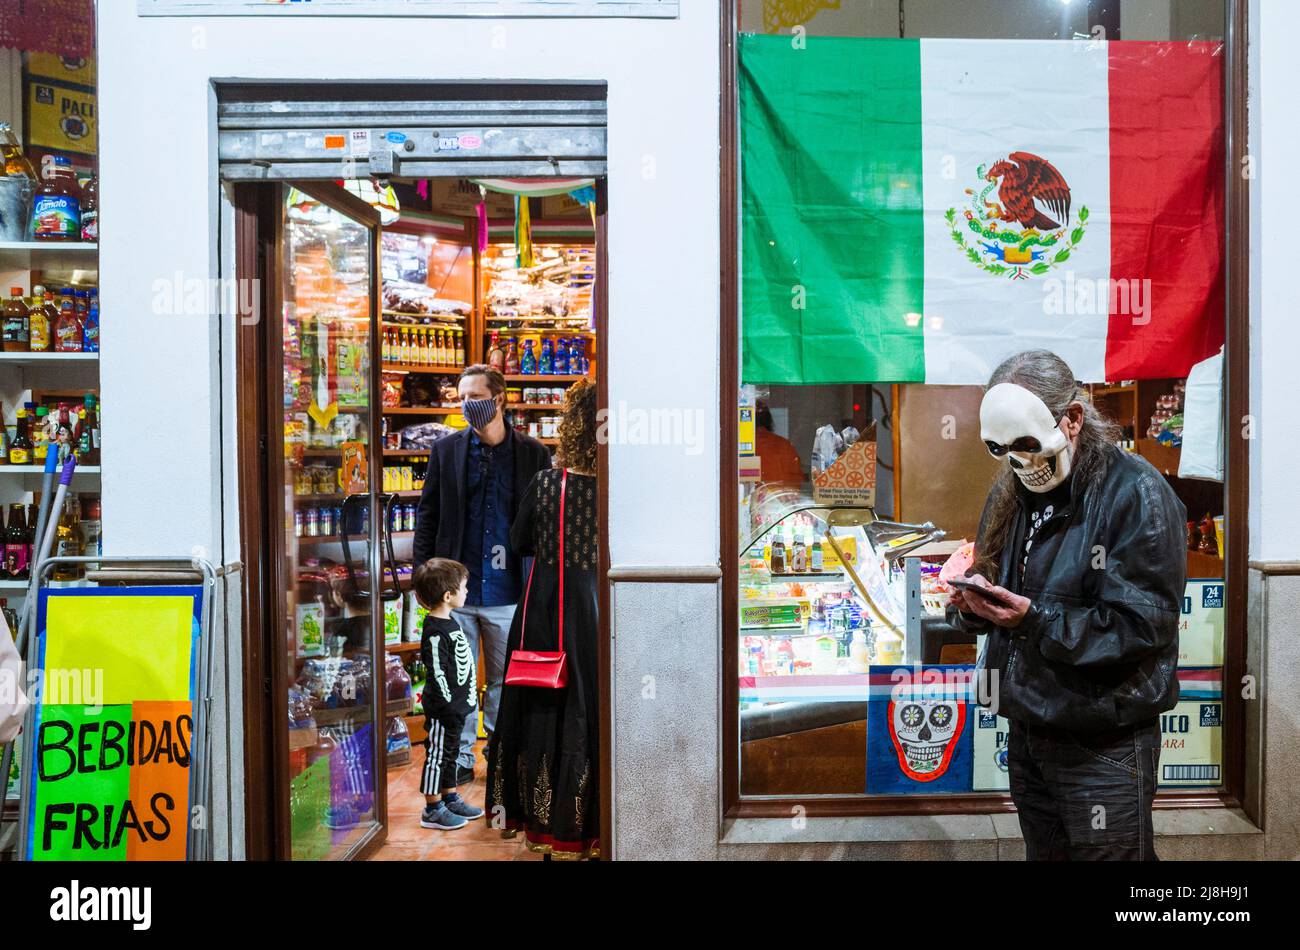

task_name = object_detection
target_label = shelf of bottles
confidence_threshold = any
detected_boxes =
[481,241,594,446]
[0,126,103,607]
[379,229,474,469]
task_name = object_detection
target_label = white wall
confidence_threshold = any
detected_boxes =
[1250,0,1300,562]
[96,3,721,568]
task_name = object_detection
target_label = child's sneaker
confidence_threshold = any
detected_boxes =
[420,802,468,831]
[442,795,484,821]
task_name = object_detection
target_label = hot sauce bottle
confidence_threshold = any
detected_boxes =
[54,288,83,352]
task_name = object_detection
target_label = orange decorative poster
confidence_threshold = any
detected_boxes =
[25,587,203,861]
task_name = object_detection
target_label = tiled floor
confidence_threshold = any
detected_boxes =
[368,740,542,861]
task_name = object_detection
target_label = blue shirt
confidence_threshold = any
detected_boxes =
[461,430,519,607]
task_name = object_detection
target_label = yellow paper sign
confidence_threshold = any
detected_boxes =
[43,596,195,705]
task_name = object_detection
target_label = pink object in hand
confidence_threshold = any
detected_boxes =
[939,541,975,584]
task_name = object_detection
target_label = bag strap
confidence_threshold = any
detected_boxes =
[517,557,536,652]
[557,469,567,653]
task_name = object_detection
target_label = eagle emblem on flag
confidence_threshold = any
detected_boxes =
[946,151,1090,280]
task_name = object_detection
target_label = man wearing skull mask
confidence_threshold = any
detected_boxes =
[947,350,1186,860]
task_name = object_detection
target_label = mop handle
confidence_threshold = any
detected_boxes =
[35,456,77,575]
[15,450,62,647]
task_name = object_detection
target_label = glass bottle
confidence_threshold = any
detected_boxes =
[80,175,98,243]
[520,339,537,375]
[7,409,31,465]
[32,406,50,463]
[52,497,83,581]
[487,331,505,372]
[30,287,55,353]
[5,504,28,581]
[504,337,520,375]
[31,156,82,242]
[455,330,466,365]
[2,288,29,352]
[27,285,50,353]
[0,122,37,179]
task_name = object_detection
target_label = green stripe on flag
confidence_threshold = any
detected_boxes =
[740,35,926,384]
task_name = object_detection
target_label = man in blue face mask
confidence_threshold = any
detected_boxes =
[413,365,551,784]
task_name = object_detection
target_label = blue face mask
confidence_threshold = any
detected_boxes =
[462,396,500,432]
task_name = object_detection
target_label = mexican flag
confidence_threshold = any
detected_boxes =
[740,35,1225,385]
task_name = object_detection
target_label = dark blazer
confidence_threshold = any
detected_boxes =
[412,427,552,567]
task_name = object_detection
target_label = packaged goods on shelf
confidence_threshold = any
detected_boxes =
[382,279,471,318]
[398,421,453,451]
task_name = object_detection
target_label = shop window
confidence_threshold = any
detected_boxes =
[729,0,1236,808]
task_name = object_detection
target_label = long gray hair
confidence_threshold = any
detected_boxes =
[973,350,1122,579]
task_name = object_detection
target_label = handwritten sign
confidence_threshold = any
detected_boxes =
[25,588,203,861]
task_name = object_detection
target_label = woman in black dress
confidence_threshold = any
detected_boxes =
[487,378,599,859]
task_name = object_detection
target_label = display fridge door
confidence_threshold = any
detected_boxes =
[276,181,386,860]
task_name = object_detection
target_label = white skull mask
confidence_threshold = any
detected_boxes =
[980,383,1073,493]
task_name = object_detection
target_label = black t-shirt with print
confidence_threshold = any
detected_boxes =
[419,615,478,719]
[1018,475,1074,586]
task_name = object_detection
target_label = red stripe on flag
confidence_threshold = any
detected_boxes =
[1106,41,1225,380]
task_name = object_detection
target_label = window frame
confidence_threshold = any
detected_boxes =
[718,0,1252,819]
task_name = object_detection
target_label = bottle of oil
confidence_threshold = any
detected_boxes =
[28,285,52,353]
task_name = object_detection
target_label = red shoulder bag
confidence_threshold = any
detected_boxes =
[504,469,569,689]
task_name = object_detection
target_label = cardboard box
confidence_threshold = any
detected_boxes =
[812,431,877,507]
[27,79,97,156]
[383,599,404,645]
[1159,668,1223,787]
[27,52,97,89]
[738,403,756,456]
[971,709,1011,791]
[1178,580,1225,667]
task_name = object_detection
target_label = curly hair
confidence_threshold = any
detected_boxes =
[556,377,598,473]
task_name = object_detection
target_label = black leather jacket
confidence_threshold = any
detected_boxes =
[949,445,1187,733]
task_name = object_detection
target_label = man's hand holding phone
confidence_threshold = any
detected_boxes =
[948,574,1032,629]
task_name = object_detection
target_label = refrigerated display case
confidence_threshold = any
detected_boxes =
[737,483,954,796]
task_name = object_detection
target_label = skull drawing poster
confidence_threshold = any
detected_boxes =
[866,666,974,794]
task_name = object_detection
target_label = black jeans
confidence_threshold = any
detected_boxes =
[1007,718,1161,861]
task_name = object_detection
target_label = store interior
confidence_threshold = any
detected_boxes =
[734,0,1229,804]
[276,176,598,861]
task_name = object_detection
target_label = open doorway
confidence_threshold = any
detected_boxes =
[229,83,608,861]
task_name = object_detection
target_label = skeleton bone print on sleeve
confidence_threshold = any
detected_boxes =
[428,635,452,704]
[451,631,477,707]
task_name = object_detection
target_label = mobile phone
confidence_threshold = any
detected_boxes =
[948,579,1013,605]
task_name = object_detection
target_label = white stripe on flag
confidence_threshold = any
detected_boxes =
[920,39,1112,384]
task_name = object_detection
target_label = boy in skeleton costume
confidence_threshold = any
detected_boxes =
[413,558,484,831]
[948,350,1186,861]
